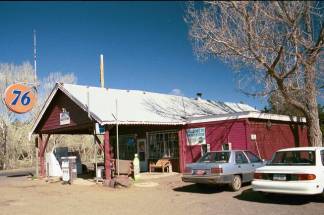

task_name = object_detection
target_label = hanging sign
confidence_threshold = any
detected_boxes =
[3,83,37,114]
[186,127,206,145]
[60,111,70,125]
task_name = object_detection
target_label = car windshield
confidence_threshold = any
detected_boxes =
[268,150,316,166]
[198,152,230,163]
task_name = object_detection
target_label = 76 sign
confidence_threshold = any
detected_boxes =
[3,83,37,114]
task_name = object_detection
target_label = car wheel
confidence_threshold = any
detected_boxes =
[320,190,324,200]
[230,175,242,191]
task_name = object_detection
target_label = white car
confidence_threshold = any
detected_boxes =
[252,147,324,196]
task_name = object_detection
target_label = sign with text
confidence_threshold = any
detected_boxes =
[3,83,37,114]
[60,111,70,125]
[186,127,206,145]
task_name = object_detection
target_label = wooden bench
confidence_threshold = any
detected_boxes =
[149,159,171,173]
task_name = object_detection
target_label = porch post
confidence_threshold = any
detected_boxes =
[38,134,51,178]
[178,128,186,173]
[38,134,44,177]
[104,129,111,180]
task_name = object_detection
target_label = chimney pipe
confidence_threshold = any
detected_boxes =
[100,54,104,88]
[196,92,202,100]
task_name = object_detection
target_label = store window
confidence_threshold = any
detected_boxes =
[147,131,179,159]
[110,134,136,160]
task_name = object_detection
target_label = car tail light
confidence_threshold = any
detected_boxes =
[211,167,223,174]
[292,174,316,181]
[254,173,262,179]
[185,167,192,174]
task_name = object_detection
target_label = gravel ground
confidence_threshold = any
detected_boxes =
[0,174,323,215]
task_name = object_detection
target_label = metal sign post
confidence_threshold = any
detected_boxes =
[112,99,119,176]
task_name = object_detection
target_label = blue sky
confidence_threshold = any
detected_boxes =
[0,1,267,110]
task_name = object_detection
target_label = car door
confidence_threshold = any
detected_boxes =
[235,151,251,182]
[244,151,263,169]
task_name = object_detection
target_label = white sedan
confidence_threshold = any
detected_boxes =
[252,147,324,196]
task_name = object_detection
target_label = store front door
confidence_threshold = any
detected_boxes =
[137,138,147,172]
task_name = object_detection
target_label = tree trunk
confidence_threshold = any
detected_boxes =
[306,111,322,147]
[305,63,323,147]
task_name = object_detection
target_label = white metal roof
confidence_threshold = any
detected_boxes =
[31,83,305,134]
[61,83,258,125]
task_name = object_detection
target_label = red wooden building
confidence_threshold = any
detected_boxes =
[31,83,308,180]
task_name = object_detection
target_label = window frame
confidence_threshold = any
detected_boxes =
[244,151,262,163]
[235,151,249,164]
[320,150,324,166]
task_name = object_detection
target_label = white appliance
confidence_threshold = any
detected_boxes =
[45,152,63,177]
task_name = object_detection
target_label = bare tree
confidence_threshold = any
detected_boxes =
[186,1,324,146]
[0,62,77,169]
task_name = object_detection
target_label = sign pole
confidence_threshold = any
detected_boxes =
[116,99,119,176]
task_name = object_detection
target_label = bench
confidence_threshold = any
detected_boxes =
[149,159,171,173]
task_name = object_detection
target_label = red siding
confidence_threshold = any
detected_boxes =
[247,120,308,160]
[35,90,93,134]
[183,119,308,169]
[185,120,247,164]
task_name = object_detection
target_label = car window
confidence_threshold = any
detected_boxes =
[198,152,230,163]
[244,151,262,163]
[235,151,249,164]
[321,150,324,166]
[269,150,315,166]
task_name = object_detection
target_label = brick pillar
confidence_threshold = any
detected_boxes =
[104,130,111,180]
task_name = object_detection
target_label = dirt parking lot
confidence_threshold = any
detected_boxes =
[0,174,323,215]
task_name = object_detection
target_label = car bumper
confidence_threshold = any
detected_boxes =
[182,174,233,184]
[252,180,323,195]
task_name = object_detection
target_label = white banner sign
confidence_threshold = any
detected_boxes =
[186,127,206,145]
[60,112,70,125]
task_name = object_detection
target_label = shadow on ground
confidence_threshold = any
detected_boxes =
[234,188,324,205]
[173,183,227,194]
[7,173,33,178]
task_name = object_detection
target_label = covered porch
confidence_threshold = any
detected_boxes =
[30,83,188,180]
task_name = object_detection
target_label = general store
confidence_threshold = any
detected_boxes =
[31,83,308,180]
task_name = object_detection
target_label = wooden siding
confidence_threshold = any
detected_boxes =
[184,119,247,164]
[34,90,93,134]
[247,119,308,160]
[182,119,308,169]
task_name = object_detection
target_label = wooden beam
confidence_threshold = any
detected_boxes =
[38,134,51,178]
[38,134,45,177]
[104,130,111,180]
[40,134,51,156]
[178,129,186,173]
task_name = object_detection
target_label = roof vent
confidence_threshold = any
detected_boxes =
[196,92,202,100]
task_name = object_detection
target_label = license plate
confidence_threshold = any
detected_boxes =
[195,170,206,175]
[273,174,286,181]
